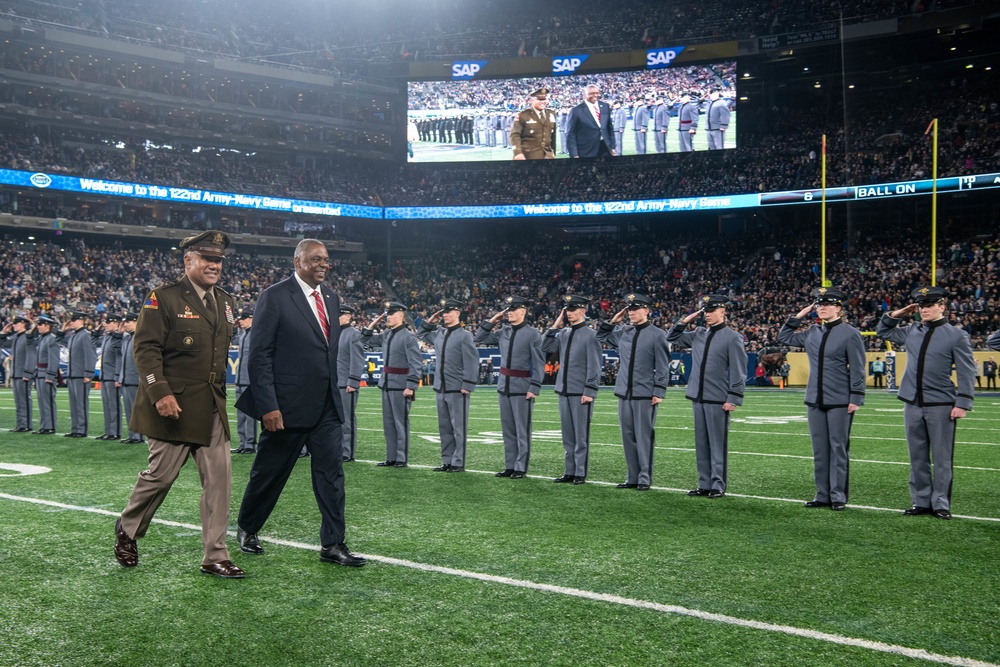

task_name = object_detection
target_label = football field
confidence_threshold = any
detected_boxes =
[1,385,998,666]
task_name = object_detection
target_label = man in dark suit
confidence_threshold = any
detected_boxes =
[565,84,616,158]
[234,239,364,568]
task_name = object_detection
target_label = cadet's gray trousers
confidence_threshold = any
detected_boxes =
[692,401,730,493]
[558,396,592,477]
[382,389,411,463]
[36,378,56,431]
[340,387,357,459]
[620,399,658,486]
[13,376,32,429]
[67,379,90,435]
[100,380,121,437]
[499,394,533,473]
[437,392,470,468]
[903,403,956,511]
[807,406,853,504]
[121,385,143,441]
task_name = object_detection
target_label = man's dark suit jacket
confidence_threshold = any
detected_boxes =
[235,276,345,427]
[565,101,616,158]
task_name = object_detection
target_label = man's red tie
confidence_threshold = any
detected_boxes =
[312,290,329,341]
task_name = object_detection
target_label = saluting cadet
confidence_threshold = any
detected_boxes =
[338,304,365,461]
[230,308,257,454]
[777,288,865,510]
[877,286,976,520]
[611,101,627,155]
[361,302,423,467]
[475,296,545,479]
[511,88,557,160]
[63,311,96,437]
[2,315,36,432]
[669,295,747,498]
[116,312,144,444]
[706,90,731,150]
[632,100,649,154]
[541,295,602,485]
[418,298,479,472]
[598,293,671,491]
[677,92,699,152]
[33,315,59,434]
[97,314,124,441]
[653,96,671,153]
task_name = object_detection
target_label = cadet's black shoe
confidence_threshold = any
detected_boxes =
[636,484,651,491]
[319,543,366,567]
[804,500,832,508]
[552,475,573,483]
[933,509,952,520]
[376,460,397,467]
[616,483,638,489]
[123,438,144,444]
[495,469,514,478]
[510,471,525,479]
[394,462,408,468]
[445,466,465,473]
[237,528,264,555]
[69,433,87,438]
[708,490,725,498]
[902,506,932,516]
[687,488,711,497]
[573,476,586,485]
[33,429,55,435]
[10,427,30,433]
[831,502,846,511]
[432,464,452,472]
[343,457,355,462]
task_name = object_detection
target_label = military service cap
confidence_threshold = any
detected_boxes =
[122,312,139,322]
[625,293,653,309]
[505,296,531,309]
[813,287,846,305]
[384,301,408,314]
[338,305,355,315]
[36,314,58,325]
[69,310,88,321]
[439,298,465,312]
[180,230,230,258]
[700,294,730,310]
[911,285,949,306]
[12,314,32,325]
[563,295,590,309]
[237,309,254,319]
[529,88,549,99]
[104,313,122,323]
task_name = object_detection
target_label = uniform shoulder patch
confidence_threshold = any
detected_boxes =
[143,292,159,309]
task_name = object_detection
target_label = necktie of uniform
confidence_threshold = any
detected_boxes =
[203,291,216,325]
[312,290,329,342]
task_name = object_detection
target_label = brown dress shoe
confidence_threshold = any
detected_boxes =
[114,518,138,568]
[200,560,246,578]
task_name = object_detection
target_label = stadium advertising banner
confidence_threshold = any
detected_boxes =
[4,169,383,220]
[407,59,738,163]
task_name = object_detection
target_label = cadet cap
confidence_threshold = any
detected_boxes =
[338,305,355,316]
[237,309,254,319]
[439,298,465,312]
[563,295,590,310]
[36,314,58,325]
[625,293,653,309]
[180,230,230,258]
[12,314,32,325]
[104,314,122,323]
[69,310,88,321]
[911,285,949,306]
[813,287,846,305]
[122,312,139,322]
[505,296,531,309]
[700,294,730,310]
[384,301,408,314]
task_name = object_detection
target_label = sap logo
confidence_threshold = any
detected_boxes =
[646,46,685,69]
[30,172,53,188]
[451,60,487,80]
[552,54,589,75]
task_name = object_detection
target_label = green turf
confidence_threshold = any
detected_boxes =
[0,385,997,666]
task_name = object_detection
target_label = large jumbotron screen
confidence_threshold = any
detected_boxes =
[406,62,737,163]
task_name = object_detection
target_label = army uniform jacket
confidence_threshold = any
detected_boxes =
[418,323,478,394]
[116,332,139,386]
[99,331,123,383]
[987,330,1000,351]
[233,327,252,387]
[2,331,37,381]
[669,321,748,405]
[337,325,365,390]
[876,315,975,410]
[598,321,670,400]
[475,321,544,396]
[541,322,601,399]
[361,325,423,391]
[36,332,59,382]
[678,102,699,132]
[66,328,97,380]
[778,317,865,409]
[510,107,556,159]
[707,99,731,131]
[132,275,234,445]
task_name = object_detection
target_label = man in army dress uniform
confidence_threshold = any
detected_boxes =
[33,315,59,434]
[63,311,96,438]
[418,299,479,472]
[338,304,365,461]
[231,308,257,454]
[114,231,245,578]
[670,295,748,498]
[677,92,699,152]
[362,302,423,467]
[2,315,36,432]
[116,312,145,444]
[475,296,545,479]
[97,314,123,441]
[511,88,557,160]
[877,286,975,520]
[706,90,731,150]
[599,294,671,491]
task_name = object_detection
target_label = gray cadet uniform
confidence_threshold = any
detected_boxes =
[232,310,257,453]
[474,296,544,476]
[876,287,975,514]
[777,289,866,506]
[632,103,649,154]
[361,303,423,465]
[541,296,602,482]
[65,314,97,437]
[3,317,36,431]
[677,95,699,152]
[706,94,731,150]
[116,313,144,443]
[338,306,365,461]
[417,299,479,470]
[98,317,124,439]
[612,104,627,155]
[669,296,748,495]
[598,294,671,488]
[34,316,60,433]
[987,330,1000,351]
[653,102,671,153]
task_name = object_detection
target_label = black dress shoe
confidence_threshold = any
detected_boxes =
[616,483,638,489]
[63,432,79,437]
[804,500,832,508]
[200,560,246,578]
[237,527,264,555]
[688,488,711,497]
[573,476,586,485]
[376,461,397,467]
[552,474,574,483]
[114,518,138,568]
[902,506,932,516]
[70,433,87,438]
[708,490,725,498]
[432,464,452,472]
[343,457,355,462]
[933,509,952,520]
[10,427,30,433]
[831,502,846,511]
[445,466,465,473]
[510,471,525,479]
[319,543,366,567]
[636,484,651,491]
[495,469,514,477]
[394,462,408,468]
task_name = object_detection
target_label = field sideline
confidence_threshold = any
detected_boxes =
[1,386,997,666]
